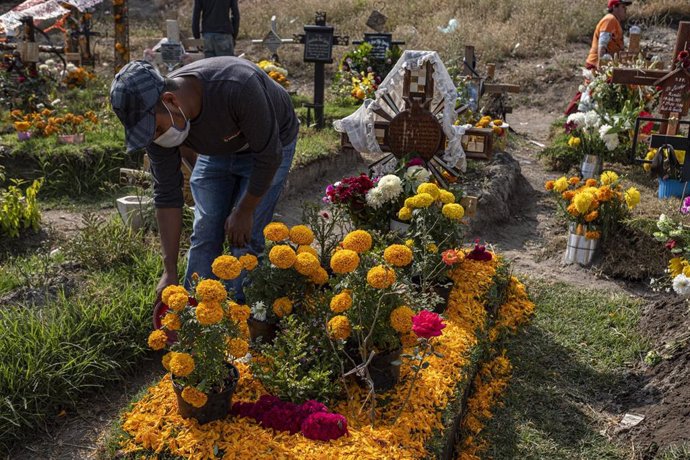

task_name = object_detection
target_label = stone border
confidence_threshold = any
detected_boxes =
[282,147,364,199]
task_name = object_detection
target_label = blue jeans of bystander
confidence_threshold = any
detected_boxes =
[203,32,235,57]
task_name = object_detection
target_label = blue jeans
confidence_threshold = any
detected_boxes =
[203,32,235,57]
[184,139,297,298]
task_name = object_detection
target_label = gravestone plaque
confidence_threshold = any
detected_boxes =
[656,69,690,116]
[303,25,334,63]
[160,43,183,65]
[364,33,392,60]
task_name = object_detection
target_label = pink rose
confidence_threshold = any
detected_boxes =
[412,310,446,338]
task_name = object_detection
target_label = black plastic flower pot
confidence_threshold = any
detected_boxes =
[247,316,278,345]
[172,363,240,424]
[353,347,402,392]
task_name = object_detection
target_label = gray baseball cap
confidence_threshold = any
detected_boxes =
[110,60,165,152]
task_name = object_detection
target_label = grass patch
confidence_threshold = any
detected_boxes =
[294,126,341,167]
[482,280,648,459]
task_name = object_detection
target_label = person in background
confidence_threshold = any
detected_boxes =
[192,0,240,57]
[109,57,299,300]
[565,0,632,114]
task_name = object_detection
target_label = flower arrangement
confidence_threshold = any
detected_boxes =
[10,108,98,139]
[652,213,690,296]
[544,171,640,242]
[258,60,289,88]
[148,254,256,420]
[62,64,95,89]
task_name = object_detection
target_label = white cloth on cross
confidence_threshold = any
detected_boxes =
[334,50,466,172]
[0,0,103,35]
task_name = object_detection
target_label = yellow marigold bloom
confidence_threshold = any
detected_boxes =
[297,245,319,259]
[584,210,599,223]
[330,249,360,274]
[161,312,181,331]
[342,230,373,253]
[404,197,416,209]
[643,149,657,172]
[161,285,188,305]
[398,206,413,221]
[442,203,465,220]
[585,178,598,187]
[600,171,619,186]
[401,332,418,347]
[227,338,249,358]
[553,177,569,193]
[269,245,297,269]
[170,352,195,377]
[417,182,440,200]
[390,306,414,333]
[167,292,189,312]
[683,265,690,278]
[562,191,575,201]
[566,203,579,216]
[327,315,351,340]
[289,225,315,245]
[573,192,594,214]
[596,186,614,202]
[426,243,438,253]
[211,255,243,280]
[239,254,258,271]
[585,230,601,240]
[196,301,224,325]
[439,190,455,204]
[545,180,555,191]
[181,386,207,408]
[405,239,414,247]
[147,329,168,350]
[414,193,434,208]
[161,352,173,371]
[263,222,289,242]
[383,244,413,267]
[367,265,397,289]
[668,257,686,277]
[330,291,353,313]
[568,136,581,147]
[228,302,251,323]
[624,187,640,209]
[569,177,580,185]
[310,267,329,285]
[273,297,293,317]
[294,252,321,276]
[195,279,227,303]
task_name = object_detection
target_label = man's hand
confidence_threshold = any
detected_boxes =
[156,270,179,300]
[225,207,253,247]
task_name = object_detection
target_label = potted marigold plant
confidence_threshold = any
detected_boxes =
[544,171,640,266]
[147,254,253,424]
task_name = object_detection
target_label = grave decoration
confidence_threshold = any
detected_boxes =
[652,213,690,297]
[250,15,294,65]
[9,107,98,143]
[335,50,467,187]
[544,171,640,266]
[293,11,349,129]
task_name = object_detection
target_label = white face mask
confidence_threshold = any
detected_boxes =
[153,101,190,148]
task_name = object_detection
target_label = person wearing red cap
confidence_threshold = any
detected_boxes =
[586,0,632,69]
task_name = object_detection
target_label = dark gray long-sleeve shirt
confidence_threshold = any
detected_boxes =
[146,57,299,209]
[192,0,239,40]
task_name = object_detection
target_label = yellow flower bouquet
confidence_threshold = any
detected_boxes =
[148,254,253,424]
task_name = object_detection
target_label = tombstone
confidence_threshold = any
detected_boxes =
[251,16,293,63]
[352,32,405,61]
[293,12,349,129]
[655,68,690,117]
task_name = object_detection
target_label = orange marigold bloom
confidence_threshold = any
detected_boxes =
[263,222,290,242]
[196,301,224,325]
[293,252,321,276]
[585,230,601,240]
[227,302,251,323]
[568,177,580,185]
[310,267,329,285]
[161,313,181,331]
[289,225,315,246]
[544,180,555,191]
[585,178,598,187]
[562,191,575,201]
[169,352,195,377]
[239,254,258,271]
[273,297,293,317]
[181,386,207,408]
[566,203,579,216]
[330,291,353,313]
[161,285,188,305]
[330,249,360,274]
[147,329,167,350]
[327,315,351,340]
[342,230,373,253]
[383,244,413,267]
[390,306,414,333]
[584,211,599,223]
[596,186,614,202]
[269,245,297,269]
[367,265,397,289]
[211,255,243,280]
[195,279,227,303]
[227,338,249,359]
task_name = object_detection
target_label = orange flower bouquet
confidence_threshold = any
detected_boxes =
[147,253,255,423]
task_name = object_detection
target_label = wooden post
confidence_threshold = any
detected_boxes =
[20,16,38,73]
[113,0,129,72]
[463,46,476,75]
[672,21,690,63]
[486,63,496,80]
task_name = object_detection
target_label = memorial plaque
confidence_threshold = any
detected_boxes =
[364,33,392,60]
[657,69,690,116]
[303,25,334,63]
[160,43,184,65]
[388,107,444,161]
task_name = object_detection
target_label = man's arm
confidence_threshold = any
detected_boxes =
[156,207,183,294]
[192,0,202,39]
[230,0,240,41]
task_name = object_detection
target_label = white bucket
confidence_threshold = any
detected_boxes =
[563,229,598,266]
[116,195,152,230]
[580,154,601,180]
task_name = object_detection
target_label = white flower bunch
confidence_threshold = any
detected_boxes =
[404,166,431,187]
[599,125,619,151]
[672,273,690,296]
[365,174,403,209]
[251,301,267,322]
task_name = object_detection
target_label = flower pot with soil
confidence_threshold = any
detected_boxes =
[172,363,240,424]
[247,316,278,345]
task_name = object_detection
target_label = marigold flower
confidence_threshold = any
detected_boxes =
[195,279,227,303]
[596,186,614,202]
[239,254,258,271]
[170,352,195,377]
[405,239,414,247]
[273,297,293,317]
[404,197,416,209]
[545,180,555,191]
[181,386,207,408]
[390,306,415,333]
[263,222,289,242]
[327,315,351,340]
[442,203,465,220]
[600,171,619,186]
[585,230,601,240]
[294,252,321,276]
[566,203,579,216]
[669,257,687,277]
[161,351,173,371]
[269,245,297,269]
[329,291,353,313]
[573,192,594,214]
[196,301,224,325]
[625,187,640,209]
[162,285,188,305]
[439,190,455,204]
[342,230,373,253]
[161,312,181,331]
[585,178,597,187]
[553,177,569,192]
[227,302,251,323]
[414,193,434,208]
[367,265,397,289]
[568,136,581,147]
[584,210,599,223]
[561,191,575,201]
[310,267,329,285]
[211,255,243,280]
[297,245,319,259]
[426,243,438,253]
[330,249,360,274]
[401,332,419,347]
[569,177,580,185]
[147,329,168,350]
[383,244,413,267]
[227,338,249,358]
[398,206,413,221]
[417,182,440,200]
[167,292,189,312]
[289,225,315,245]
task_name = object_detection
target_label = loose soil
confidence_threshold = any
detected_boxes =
[5,21,690,460]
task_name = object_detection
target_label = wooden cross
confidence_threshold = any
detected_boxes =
[251,15,294,63]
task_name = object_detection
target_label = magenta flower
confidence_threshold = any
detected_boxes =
[412,310,446,338]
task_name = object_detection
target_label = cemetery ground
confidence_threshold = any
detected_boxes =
[2,3,690,460]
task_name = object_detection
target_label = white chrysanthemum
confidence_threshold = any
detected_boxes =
[584,111,601,129]
[251,301,267,322]
[377,174,403,201]
[672,274,690,296]
[599,125,619,151]
[365,187,385,209]
[404,166,431,185]
[566,112,586,127]
[582,68,595,80]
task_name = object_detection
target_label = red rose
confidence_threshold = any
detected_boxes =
[666,239,677,250]
[412,310,446,338]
